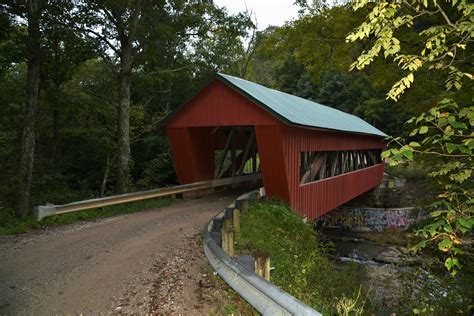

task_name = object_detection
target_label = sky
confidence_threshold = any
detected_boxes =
[213,0,300,30]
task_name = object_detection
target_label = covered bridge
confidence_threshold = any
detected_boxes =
[161,73,387,219]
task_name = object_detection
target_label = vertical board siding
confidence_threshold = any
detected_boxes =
[292,165,384,218]
[167,127,215,183]
[255,124,290,201]
[282,125,385,219]
[167,80,279,128]
[165,80,386,220]
[284,125,385,151]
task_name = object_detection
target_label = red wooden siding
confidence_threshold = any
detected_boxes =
[167,79,279,128]
[167,127,215,183]
[283,125,384,151]
[255,124,290,201]
[280,125,385,218]
[164,77,385,220]
[289,164,384,219]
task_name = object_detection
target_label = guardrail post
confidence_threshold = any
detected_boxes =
[223,217,233,229]
[233,208,240,236]
[254,251,270,281]
[222,227,235,256]
[236,199,248,214]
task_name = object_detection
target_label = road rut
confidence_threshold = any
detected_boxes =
[0,192,237,314]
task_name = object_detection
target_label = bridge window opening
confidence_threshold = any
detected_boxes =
[300,149,382,184]
[213,126,259,179]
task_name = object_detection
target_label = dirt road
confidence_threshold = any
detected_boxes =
[0,192,237,314]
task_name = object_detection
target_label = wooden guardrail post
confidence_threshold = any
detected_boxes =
[223,216,233,229]
[222,227,235,256]
[236,199,248,214]
[254,251,270,281]
[233,208,240,236]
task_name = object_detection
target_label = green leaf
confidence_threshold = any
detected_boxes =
[458,145,471,154]
[409,141,421,147]
[402,149,413,159]
[419,126,429,134]
[381,150,392,159]
[452,122,467,129]
[446,143,457,153]
[457,217,472,229]
[438,238,453,252]
[431,210,443,217]
[413,240,427,249]
[445,257,461,271]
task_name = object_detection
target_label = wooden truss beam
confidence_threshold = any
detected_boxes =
[237,130,255,176]
[300,149,382,184]
[214,130,235,179]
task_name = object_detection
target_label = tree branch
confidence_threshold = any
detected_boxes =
[435,3,455,28]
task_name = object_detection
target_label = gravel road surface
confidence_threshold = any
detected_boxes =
[0,192,237,314]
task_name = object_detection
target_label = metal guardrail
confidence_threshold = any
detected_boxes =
[203,191,321,316]
[33,174,261,221]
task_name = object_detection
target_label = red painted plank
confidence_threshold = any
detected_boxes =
[167,79,279,128]
[255,124,290,201]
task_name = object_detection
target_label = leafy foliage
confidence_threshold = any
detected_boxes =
[0,1,254,220]
[348,0,473,274]
[347,0,473,101]
[383,99,473,274]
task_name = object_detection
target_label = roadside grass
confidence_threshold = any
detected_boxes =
[0,198,174,235]
[236,200,370,315]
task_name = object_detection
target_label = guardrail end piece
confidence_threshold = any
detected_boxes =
[33,205,57,221]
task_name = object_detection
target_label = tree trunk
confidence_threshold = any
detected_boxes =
[100,154,111,196]
[17,0,42,217]
[116,40,132,193]
[51,37,60,164]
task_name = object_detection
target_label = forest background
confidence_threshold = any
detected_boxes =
[0,0,472,271]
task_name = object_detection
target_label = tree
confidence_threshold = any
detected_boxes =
[67,0,153,193]
[69,0,254,193]
[40,6,97,164]
[315,69,358,112]
[191,6,253,77]
[347,0,473,274]
[17,0,43,217]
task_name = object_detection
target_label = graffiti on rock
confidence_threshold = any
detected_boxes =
[315,207,428,232]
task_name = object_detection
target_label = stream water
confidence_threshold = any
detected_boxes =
[319,228,471,315]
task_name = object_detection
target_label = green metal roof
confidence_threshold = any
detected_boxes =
[217,73,387,138]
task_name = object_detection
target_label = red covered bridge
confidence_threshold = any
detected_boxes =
[161,73,387,219]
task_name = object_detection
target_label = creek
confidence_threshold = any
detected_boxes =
[319,227,471,315]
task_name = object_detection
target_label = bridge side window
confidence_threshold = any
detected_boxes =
[300,149,382,184]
